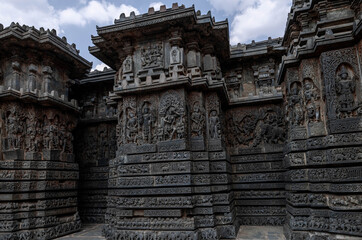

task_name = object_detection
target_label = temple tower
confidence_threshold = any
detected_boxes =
[90,4,239,239]
[281,0,362,239]
[0,23,91,239]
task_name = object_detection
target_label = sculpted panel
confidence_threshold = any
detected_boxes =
[321,47,362,133]
[226,106,285,149]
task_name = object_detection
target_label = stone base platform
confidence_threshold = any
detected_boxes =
[56,224,105,240]
[56,224,286,240]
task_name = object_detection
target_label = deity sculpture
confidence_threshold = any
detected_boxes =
[161,106,180,141]
[289,83,304,126]
[336,65,357,117]
[49,116,60,149]
[139,102,154,144]
[25,117,36,152]
[190,102,205,137]
[141,43,163,68]
[209,110,220,139]
[126,110,138,143]
[123,56,132,73]
[171,48,178,63]
[303,80,320,122]
[35,119,43,152]
[6,108,19,149]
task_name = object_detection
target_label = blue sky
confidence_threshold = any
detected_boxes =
[0,0,292,70]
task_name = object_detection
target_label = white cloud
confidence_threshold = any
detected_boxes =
[209,0,291,44]
[149,2,164,11]
[92,63,109,71]
[59,8,87,26]
[59,1,139,26]
[0,0,61,32]
[0,0,139,32]
[209,0,241,15]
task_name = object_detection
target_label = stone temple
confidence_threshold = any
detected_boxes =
[0,1,361,239]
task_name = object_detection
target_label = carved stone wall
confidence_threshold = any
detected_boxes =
[0,102,81,240]
[75,122,115,223]
[283,46,362,239]
[281,1,362,238]
[0,23,91,240]
[103,88,237,239]
[1,1,361,239]
[73,74,116,224]
[226,104,286,226]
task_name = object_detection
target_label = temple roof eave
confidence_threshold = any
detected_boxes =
[0,23,92,78]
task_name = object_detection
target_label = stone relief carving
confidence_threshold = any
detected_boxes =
[303,78,321,123]
[126,106,139,144]
[209,110,221,139]
[225,70,243,99]
[1,103,75,153]
[335,64,359,118]
[206,93,221,140]
[139,101,156,144]
[190,101,205,138]
[253,59,278,96]
[122,55,133,73]
[158,91,185,141]
[288,81,304,126]
[170,46,181,65]
[80,91,116,120]
[226,106,285,148]
[321,47,361,122]
[141,43,163,69]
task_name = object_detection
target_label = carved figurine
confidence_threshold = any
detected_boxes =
[141,43,163,68]
[162,106,180,141]
[6,108,19,149]
[49,116,60,149]
[122,56,132,73]
[139,103,155,144]
[190,102,205,137]
[303,81,320,122]
[209,110,220,139]
[176,117,185,139]
[35,119,43,152]
[336,65,356,117]
[126,110,138,143]
[25,117,36,152]
[289,83,304,126]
